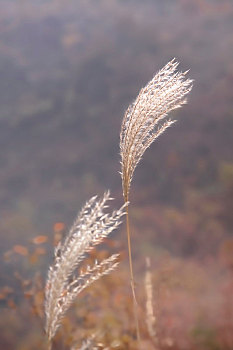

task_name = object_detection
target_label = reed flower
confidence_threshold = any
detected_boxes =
[45,191,126,343]
[120,59,193,200]
[119,59,193,347]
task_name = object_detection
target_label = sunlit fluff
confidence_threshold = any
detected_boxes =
[45,191,126,342]
[120,59,193,200]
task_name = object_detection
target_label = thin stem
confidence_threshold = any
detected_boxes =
[48,340,52,350]
[125,201,141,348]
[48,338,54,350]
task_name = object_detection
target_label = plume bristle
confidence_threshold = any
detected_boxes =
[120,59,193,199]
[45,192,125,341]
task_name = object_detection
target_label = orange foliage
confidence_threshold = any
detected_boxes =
[13,245,28,256]
[32,235,48,245]
[53,222,65,232]
[7,299,16,309]
[219,238,233,268]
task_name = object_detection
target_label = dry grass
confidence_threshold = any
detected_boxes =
[44,59,193,350]
[44,191,126,348]
[120,59,193,201]
[120,59,193,347]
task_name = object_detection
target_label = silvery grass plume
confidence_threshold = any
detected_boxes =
[45,191,126,345]
[120,59,193,200]
[119,59,193,348]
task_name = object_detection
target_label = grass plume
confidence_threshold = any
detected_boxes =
[120,59,193,346]
[44,191,126,347]
[120,59,193,200]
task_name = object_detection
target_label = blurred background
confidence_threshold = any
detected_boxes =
[0,0,233,349]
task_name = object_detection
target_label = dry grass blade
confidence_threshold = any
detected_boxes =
[45,191,126,344]
[120,58,193,200]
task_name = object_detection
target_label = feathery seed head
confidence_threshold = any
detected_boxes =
[120,59,193,200]
[45,191,125,342]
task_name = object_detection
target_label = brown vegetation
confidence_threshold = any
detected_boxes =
[0,0,233,349]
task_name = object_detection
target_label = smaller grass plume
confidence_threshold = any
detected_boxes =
[44,191,126,346]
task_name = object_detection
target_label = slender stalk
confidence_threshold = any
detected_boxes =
[125,199,141,348]
[48,340,52,350]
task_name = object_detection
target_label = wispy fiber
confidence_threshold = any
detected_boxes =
[45,191,126,343]
[120,59,193,200]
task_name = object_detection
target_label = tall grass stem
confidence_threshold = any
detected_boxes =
[125,201,141,348]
